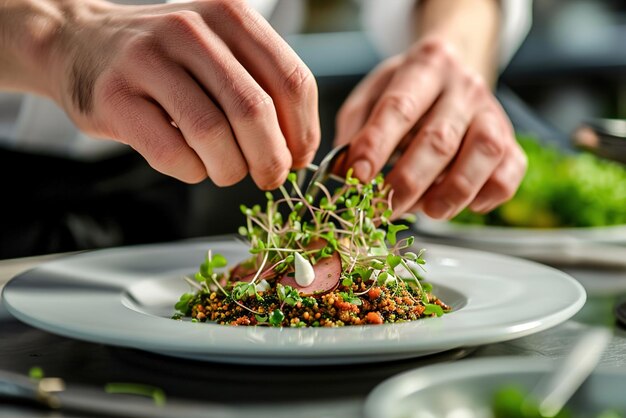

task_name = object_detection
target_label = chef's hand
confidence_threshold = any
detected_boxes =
[335,37,526,219]
[43,0,319,189]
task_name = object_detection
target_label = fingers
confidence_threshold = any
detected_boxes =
[136,62,248,187]
[469,144,527,213]
[343,51,447,181]
[115,96,207,184]
[384,84,475,215]
[418,110,508,219]
[199,1,320,168]
[334,56,402,147]
[159,11,292,189]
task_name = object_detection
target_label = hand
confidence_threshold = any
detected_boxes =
[335,37,527,219]
[47,0,319,189]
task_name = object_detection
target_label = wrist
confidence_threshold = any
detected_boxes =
[414,0,500,84]
[0,0,65,96]
[0,0,111,102]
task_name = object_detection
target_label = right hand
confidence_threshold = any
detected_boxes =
[46,0,320,189]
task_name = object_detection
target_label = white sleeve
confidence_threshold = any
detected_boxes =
[360,0,533,71]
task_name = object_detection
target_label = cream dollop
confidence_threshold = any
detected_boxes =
[294,252,316,287]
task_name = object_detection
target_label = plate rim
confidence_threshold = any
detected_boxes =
[1,238,586,362]
[413,214,626,244]
[364,356,626,418]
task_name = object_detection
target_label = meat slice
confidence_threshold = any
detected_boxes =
[279,240,342,296]
[230,261,276,283]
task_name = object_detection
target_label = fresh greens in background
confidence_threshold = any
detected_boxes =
[453,135,626,228]
[492,385,623,418]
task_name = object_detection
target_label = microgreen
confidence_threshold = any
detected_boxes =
[177,168,444,326]
[339,290,362,306]
[104,383,166,407]
[423,303,444,317]
[28,366,44,380]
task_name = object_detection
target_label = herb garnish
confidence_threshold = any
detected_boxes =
[173,170,450,326]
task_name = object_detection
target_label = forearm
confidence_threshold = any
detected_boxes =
[415,0,501,85]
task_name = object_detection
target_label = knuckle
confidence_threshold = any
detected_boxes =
[464,71,488,94]
[213,0,250,25]
[446,174,475,203]
[416,37,454,65]
[233,90,274,121]
[98,72,133,112]
[475,129,505,158]
[491,174,517,201]
[183,168,208,184]
[254,152,291,189]
[164,9,202,31]
[187,111,228,142]
[378,94,416,124]
[422,125,459,159]
[392,170,425,201]
[516,147,529,173]
[358,126,384,154]
[295,126,321,163]
[282,64,315,100]
[125,33,163,64]
[213,166,247,187]
[149,139,188,171]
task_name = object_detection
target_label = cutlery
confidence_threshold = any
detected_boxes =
[294,143,349,217]
[0,370,235,418]
[526,327,612,417]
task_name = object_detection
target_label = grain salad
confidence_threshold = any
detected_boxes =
[173,170,450,327]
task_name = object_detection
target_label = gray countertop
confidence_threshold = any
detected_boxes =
[1,241,625,418]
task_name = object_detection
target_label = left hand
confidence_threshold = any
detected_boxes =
[334,37,527,219]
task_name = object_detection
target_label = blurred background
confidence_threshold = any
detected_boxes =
[291,0,626,150]
[2,0,625,259]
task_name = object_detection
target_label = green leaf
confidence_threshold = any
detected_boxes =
[342,277,354,287]
[423,303,444,317]
[210,253,228,269]
[339,291,362,306]
[269,309,285,327]
[255,314,268,323]
[386,254,402,269]
[387,223,409,246]
[422,282,433,293]
[175,293,194,314]
[404,252,418,261]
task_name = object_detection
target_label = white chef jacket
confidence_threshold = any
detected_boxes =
[0,0,532,160]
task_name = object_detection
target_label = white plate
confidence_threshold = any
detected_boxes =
[1,238,585,365]
[365,356,626,418]
[414,215,626,267]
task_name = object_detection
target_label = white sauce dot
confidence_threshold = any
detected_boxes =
[294,252,316,287]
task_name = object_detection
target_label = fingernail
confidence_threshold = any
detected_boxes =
[425,199,454,219]
[352,160,372,181]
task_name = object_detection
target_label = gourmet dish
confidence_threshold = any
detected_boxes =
[453,135,626,228]
[173,170,449,327]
